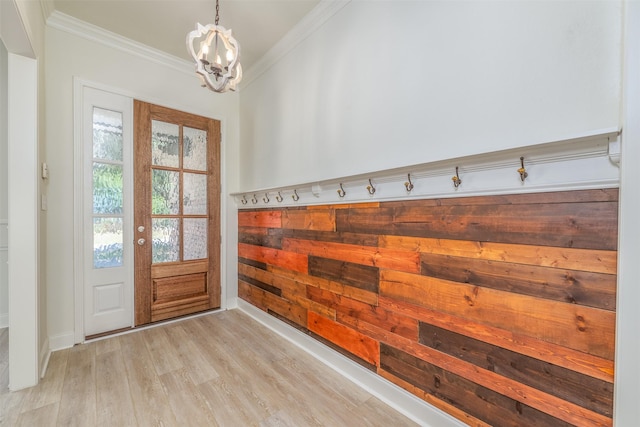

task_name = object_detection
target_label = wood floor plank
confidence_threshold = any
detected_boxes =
[163,323,219,385]
[95,346,136,427]
[56,344,96,426]
[159,368,219,427]
[0,310,418,426]
[15,402,59,427]
[119,333,179,427]
[20,348,69,412]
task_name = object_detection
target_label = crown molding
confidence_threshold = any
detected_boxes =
[39,0,55,24]
[46,10,193,75]
[242,0,351,89]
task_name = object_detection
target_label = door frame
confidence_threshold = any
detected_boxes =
[73,78,230,342]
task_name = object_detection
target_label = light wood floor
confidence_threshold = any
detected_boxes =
[0,310,417,426]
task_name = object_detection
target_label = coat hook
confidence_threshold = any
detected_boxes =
[366,179,376,195]
[337,183,346,198]
[276,191,283,202]
[518,156,528,182]
[452,167,462,188]
[263,193,270,203]
[292,189,300,201]
[251,194,258,204]
[241,195,247,205]
[404,174,414,192]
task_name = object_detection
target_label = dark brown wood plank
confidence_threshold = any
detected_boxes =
[380,343,575,427]
[337,202,618,250]
[282,229,379,247]
[238,227,283,249]
[381,189,618,208]
[238,280,307,327]
[420,253,616,311]
[418,323,613,417]
[308,256,379,293]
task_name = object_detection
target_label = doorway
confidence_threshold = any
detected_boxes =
[133,101,221,325]
[77,88,222,339]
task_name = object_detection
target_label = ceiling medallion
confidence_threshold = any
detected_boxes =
[186,0,242,93]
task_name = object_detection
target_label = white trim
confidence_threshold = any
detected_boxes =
[47,11,192,76]
[614,1,640,425]
[234,129,620,208]
[48,331,75,352]
[237,299,466,427]
[242,0,351,88]
[7,52,39,391]
[39,337,50,379]
[0,313,8,329]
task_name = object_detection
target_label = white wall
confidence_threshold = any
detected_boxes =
[45,22,240,344]
[239,0,622,191]
[0,39,8,329]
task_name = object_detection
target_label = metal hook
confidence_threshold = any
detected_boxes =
[276,191,283,203]
[337,183,346,198]
[291,189,300,201]
[404,174,414,192]
[452,167,462,188]
[518,156,528,182]
[366,179,376,195]
[241,195,247,205]
[263,193,270,203]
[251,194,258,204]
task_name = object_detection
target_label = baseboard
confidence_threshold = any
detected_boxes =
[236,299,465,427]
[49,331,75,352]
[39,337,50,379]
[0,313,7,329]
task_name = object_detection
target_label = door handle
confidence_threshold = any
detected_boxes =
[137,238,146,246]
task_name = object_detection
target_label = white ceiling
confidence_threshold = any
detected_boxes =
[50,0,321,70]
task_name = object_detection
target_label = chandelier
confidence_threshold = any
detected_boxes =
[186,0,242,93]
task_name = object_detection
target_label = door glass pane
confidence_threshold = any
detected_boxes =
[93,217,123,268]
[184,218,207,260]
[152,120,180,167]
[183,172,207,215]
[93,107,123,161]
[152,218,180,263]
[93,162,123,214]
[183,127,207,171]
[152,170,180,215]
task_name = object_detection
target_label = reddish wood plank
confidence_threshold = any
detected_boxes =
[238,210,282,228]
[380,270,616,360]
[380,235,617,275]
[379,295,614,383]
[268,265,379,306]
[307,311,379,366]
[238,242,308,274]
[306,287,418,341]
[283,238,420,273]
[281,209,336,231]
[238,279,307,327]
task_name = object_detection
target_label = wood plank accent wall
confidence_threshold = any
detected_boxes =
[237,189,618,427]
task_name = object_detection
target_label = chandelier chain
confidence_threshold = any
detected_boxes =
[215,0,220,26]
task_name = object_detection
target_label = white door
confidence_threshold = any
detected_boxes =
[82,87,133,336]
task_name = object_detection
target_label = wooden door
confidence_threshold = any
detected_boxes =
[133,101,220,325]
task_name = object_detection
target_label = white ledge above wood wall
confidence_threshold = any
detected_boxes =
[232,129,621,209]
